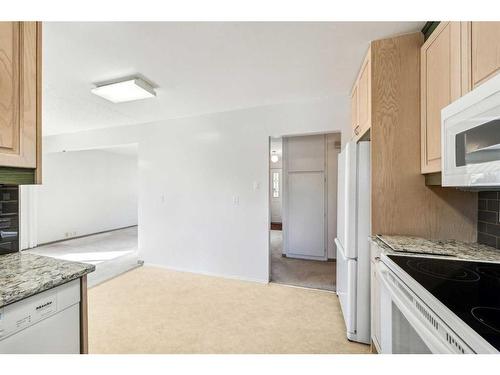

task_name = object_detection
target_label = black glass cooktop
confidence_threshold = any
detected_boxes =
[388,255,500,351]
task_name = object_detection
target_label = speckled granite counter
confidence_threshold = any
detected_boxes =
[0,252,95,308]
[372,235,500,263]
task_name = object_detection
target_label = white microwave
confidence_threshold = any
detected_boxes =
[442,73,500,188]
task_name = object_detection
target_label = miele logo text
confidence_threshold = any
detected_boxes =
[36,301,53,310]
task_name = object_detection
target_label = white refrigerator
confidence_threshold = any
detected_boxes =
[334,140,371,344]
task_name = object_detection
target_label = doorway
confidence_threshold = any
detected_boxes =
[20,144,140,286]
[269,133,340,291]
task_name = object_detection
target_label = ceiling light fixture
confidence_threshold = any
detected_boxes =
[91,78,156,103]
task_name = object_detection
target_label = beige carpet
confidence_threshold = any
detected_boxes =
[270,230,336,291]
[88,266,369,354]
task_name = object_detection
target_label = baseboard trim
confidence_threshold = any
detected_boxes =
[36,225,138,247]
[143,262,269,285]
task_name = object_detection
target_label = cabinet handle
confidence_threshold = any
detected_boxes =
[354,125,360,135]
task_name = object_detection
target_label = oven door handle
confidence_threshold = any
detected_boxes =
[378,265,453,354]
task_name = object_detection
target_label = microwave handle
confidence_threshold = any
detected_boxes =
[378,264,452,354]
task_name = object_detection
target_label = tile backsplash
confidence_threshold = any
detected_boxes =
[478,191,500,249]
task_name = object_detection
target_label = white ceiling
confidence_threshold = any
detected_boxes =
[43,22,424,136]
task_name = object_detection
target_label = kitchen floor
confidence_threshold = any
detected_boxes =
[270,230,336,291]
[88,266,369,354]
[27,226,140,287]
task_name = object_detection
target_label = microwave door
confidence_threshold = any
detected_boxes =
[456,119,500,167]
[442,73,500,187]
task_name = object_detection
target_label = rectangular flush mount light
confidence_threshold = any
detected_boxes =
[91,78,156,103]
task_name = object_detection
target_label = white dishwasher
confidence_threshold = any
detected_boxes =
[0,279,81,354]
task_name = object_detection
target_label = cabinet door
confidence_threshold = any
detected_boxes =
[421,22,462,174]
[0,22,38,168]
[357,52,371,137]
[471,22,500,88]
[350,85,358,138]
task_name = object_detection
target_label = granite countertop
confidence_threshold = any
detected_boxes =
[372,234,500,263]
[0,252,95,308]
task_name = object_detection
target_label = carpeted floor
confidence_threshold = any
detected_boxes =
[270,230,336,291]
[88,266,369,354]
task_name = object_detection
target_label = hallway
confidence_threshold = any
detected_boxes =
[270,230,336,291]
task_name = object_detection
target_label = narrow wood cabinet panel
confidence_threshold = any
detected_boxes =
[421,22,462,174]
[350,86,358,137]
[21,22,37,167]
[351,48,371,141]
[357,54,371,136]
[0,22,38,169]
[471,22,500,88]
[0,22,19,152]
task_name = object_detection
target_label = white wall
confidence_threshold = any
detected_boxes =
[42,97,348,282]
[31,149,138,245]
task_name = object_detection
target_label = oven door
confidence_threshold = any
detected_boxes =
[378,262,453,354]
[442,74,500,188]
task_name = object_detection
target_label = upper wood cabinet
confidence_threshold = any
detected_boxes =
[471,22,500,88]
[0,22,41,181]
[421,22,465,174]
[351,48,371,141]
[350,85,358,135]
[420,21,500,175]
[357,53,371,135]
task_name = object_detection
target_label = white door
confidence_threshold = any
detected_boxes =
[283,135,326,260]
[270,169,282,223]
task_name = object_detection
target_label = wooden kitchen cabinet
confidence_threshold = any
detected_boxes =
[471,22,500,88]
[357,53,371,137]
[420,21,500,175]
[0,22,41,184]
[420,22,464,174]
[351,48,371,141]
[350,85,358,136]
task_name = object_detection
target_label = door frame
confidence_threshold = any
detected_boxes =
[282,134,328,261]
[267,131,341,282]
